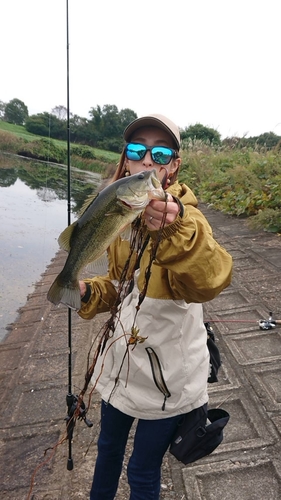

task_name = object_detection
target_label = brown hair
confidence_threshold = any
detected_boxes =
[111,149,127,183]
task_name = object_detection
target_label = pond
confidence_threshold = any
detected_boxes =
[0,153,101,341]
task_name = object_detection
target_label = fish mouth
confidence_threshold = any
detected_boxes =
[117,169,165,209]
[150,169,162,188]
[147,169,165,199]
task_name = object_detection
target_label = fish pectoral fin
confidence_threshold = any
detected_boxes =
[86,252,109,276]
[58,222,77,252]
[119,225,132,241]
[105,202,134,216]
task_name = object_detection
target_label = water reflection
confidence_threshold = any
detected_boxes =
[0,154,101,341]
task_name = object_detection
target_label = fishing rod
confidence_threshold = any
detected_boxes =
[64,0,93,472]
[206,312,281,331]
[65,0,74,472]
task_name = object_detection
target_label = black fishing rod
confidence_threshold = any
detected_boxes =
[64,0,93,472]
[65,0,74,472]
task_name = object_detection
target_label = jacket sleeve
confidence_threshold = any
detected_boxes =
[148,204,233,303]
[77,275,117,320]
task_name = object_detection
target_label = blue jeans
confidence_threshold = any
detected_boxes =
[89,400,183,500]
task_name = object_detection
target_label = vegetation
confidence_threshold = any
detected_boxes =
[179,141,281,233]
[1,97,281,152]
[181,123,221,146]
[0,122,119,177]
[4,98,29,125]
[0,96,281,233]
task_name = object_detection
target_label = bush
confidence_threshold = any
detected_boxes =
[71,145,97,159]
[179,146,281,232]
[248,208,281,233]
[0,130,26,153]
[18,138,66,164]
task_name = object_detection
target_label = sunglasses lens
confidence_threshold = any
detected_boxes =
[126,143,147,161]
[151,146,173,165]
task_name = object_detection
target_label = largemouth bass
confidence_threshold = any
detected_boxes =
[47,169,165,310]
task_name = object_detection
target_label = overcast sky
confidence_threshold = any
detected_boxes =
[1,0,280,139]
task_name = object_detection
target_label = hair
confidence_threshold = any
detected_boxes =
[111,149,127,183]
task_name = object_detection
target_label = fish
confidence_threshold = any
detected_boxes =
[47,169,165,310]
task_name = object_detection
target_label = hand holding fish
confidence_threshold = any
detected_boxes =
[144,194,180,229]
[79,280,87,298]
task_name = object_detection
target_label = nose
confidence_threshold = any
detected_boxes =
[141,150,154,168]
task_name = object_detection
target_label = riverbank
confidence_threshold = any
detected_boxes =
[1,204,281,499]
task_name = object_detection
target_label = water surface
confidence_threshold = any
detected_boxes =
[0,155,100,341]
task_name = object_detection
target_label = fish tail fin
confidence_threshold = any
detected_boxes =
[47,276,81,311]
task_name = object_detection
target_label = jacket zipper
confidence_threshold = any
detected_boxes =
[145,347,171,410]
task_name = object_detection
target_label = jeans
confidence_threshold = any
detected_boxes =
[89,400,183,500]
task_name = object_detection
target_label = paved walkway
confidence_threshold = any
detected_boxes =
[1,204,281,500]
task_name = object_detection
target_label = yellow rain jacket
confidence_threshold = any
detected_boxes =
[78,182,232,419]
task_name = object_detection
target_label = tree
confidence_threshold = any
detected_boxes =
[88,104,137,151]
[251,132,281,149]
[89,104,121,139]
[119,108,138,130]
[101,104,121,138]
[52,105,68,121]
[25,112,66,140]
[0,101,6,119]
[70,116,98,145]
[25,113,51,136]
[4,98,29,125]
[181,123,221,145]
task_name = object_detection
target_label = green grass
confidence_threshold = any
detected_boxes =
[0,121,119,163]
[0,120,38,141]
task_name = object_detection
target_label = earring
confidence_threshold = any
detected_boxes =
[166,178,171,185]
[125,170,130,177]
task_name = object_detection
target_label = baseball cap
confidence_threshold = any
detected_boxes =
[124,114,181,150]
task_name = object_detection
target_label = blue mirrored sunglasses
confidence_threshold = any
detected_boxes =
[125,143,176,166]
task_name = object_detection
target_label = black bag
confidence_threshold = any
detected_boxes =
[169,405,230,465]
[205,322,221,383]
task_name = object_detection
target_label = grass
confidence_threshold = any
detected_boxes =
[0,121,119,164]
[0,120,38,141]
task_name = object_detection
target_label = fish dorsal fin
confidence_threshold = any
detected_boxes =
[86,252,109,276]
[58,222,77,252]
[78,192,100,217]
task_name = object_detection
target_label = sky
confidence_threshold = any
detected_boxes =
[1,0,281,139]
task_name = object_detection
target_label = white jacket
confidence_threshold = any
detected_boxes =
[92,274,210,419]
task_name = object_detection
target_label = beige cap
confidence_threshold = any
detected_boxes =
[124,113,181,150]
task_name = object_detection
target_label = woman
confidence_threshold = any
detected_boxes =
[78,114,233,500]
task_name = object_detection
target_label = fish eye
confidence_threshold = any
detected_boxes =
[138,173,145,179]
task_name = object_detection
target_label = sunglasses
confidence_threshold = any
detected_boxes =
[125,143,177,166]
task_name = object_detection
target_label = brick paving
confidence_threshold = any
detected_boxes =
[1,204,281,500]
